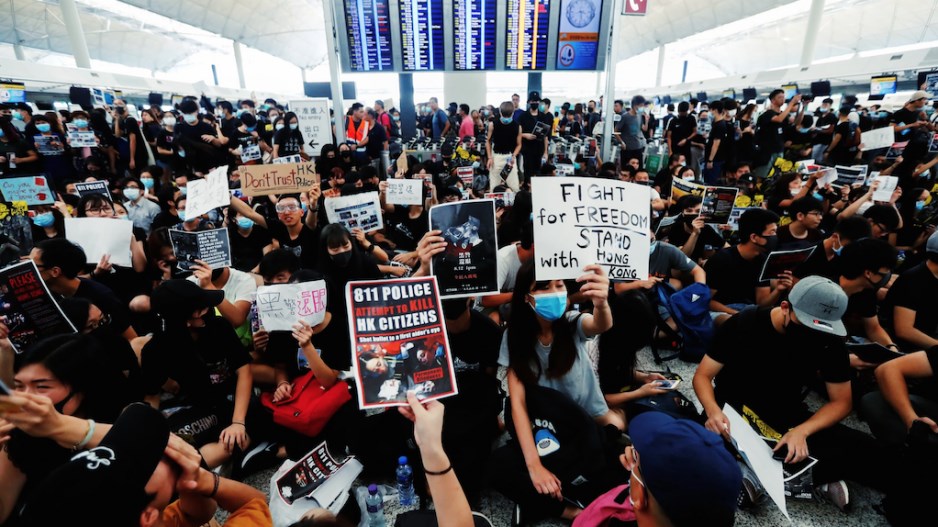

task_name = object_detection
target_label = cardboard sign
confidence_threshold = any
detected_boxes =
[74,180,112,202]
[385,179,423,206]
[240,162,317,197]
[255,281,328,332]
[861,126,896,151]
[184,165,230,221]
[346,277,458,409]
[429,200,499,298]
[532,177,650,281]
[289,99,333,156]
[169,228,232,271]
[0,175,54,205]
[64,217,132,267]
[324,192,384,232]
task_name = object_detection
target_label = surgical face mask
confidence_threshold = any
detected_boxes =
[812,192,823,202]
[183,113,198,124]
[275,123,285,131]
[290,123,298,130]
[246,126,256,132]
[538,103,547,112]
[12,112,23,121]
[649,241,658,254]
[36,123,51,133]
[683,173,694,181]
[818,107,829,113]
[573,162,581,170]
[500,116,513,125]
[163,117,176,127]
[472,161,480,169]
[236,217,254,230]
[790,187,802,197]
[799,127,811,134]
[32,212,55,227]
[878,111,888,119]
[916,200,926,211]
[141,177,154,189]
[179,186,188,196]
[178,149,186,158]
[729,109,737,118]
[331,249,352,267]
[122,188,141,201]
[530,291,567,321]
[73,119,89,128]
[636,107,645,114]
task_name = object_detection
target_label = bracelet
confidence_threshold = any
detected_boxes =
[231,421,246,427]
[424,464,453,476]
[210,471,220,498]
[73,419,95,451]
[366,244,376,253]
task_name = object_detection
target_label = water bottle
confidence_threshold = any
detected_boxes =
[365,484,386,527]
[396,456,415,506]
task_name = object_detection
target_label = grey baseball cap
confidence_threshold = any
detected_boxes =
[788,275,847,336]
[926,231,938,255]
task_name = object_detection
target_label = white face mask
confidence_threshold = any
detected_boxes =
[729,109,737,118]
[163,117,176,127]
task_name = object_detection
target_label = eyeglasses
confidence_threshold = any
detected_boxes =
[84,206,112,215]
[275,204,301,213]
[85,312,111,332]
[806,210,824,217]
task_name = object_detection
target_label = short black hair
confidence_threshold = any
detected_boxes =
[738,209,780,242]
[838,238,897,280]
[178,99,199,114]
[833,215,872,243]
[790,196,823,218]
[709,100,724,113]
[36,238,87,278]
[677,194,702,211]
[863,204,900,233]
[769,89,785,100]
[678,101,690,113]
[614,99,625,108]
[259,249,301,281]
[217,101,234,113]
[667,104,675,111]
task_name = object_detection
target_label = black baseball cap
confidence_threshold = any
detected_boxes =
[20,404,171,526]
[528,91,541,102]
[150,279,224,318]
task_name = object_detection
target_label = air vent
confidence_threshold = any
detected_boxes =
[801,67,809,72]
[90,72,99,77]
[890,54,902,61]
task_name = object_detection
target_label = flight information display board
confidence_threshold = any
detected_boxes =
[556,0,603,70]
[399,0,445,71]
[506,0,552,70]
[343,0,394,71]
[453,0,497,70]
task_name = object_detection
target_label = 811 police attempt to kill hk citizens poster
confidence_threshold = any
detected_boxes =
[346,276,457,409]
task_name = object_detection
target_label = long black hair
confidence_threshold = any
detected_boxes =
[507,260,577,386]
[316,223,379,279]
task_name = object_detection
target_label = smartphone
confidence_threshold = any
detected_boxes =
[655,379,681,390]
[772,443,789,461]
[0,378,23,413]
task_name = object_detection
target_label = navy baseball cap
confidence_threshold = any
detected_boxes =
[630,412,741,527]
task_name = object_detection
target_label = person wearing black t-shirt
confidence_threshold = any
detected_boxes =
[704,101,733,184]
[667,195,727,264]
[486,101,522,192]
[0,118,39,176]
[860,346,938,447]
[229,191,321,271]
[796,215,871,281]
[824,108,860,167]
[227,207,274,273]
[885,233,938,350]
[227,112,265,167]
[694,277,889,504]
[705,209,786,324]
[517,95,549,184]
[777,196,825,251]
[174,99,228,173]
[357,108,388,172]
[666,101,696,163]
[754,90,802,179]
[834,238,899,357]
[812,98,838,160]
[272,111,308,161]
[891,90,931,142]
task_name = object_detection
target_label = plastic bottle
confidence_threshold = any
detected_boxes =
[396,456,415,506]
[365,484,386,527]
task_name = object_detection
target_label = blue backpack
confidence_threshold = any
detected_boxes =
[656,282,715,362]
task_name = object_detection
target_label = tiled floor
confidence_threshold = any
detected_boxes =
[243,346,890,526]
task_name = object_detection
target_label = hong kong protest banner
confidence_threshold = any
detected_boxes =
[346,277,457,409]
[240,161,317,197]
[429,199,498,298]
[532,177,650,281]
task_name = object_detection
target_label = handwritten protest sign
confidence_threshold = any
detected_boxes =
[0,175,54,205]
[861,126,896,151]
[325,192,384,232]
[385,179,423,206]
[871,175,899,202]
[255,280,328,332]
[185,165,230,221]
[240,161,317,197]
[346,276,457,409]
[169,228,232,270]
[429,200,498,298]
[532,177,650,281]
[64,217,132,267]
[74,180,111,202]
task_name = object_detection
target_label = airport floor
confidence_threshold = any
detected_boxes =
[239,345,889,527]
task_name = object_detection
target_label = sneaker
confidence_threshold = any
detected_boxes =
[815,480,850,512]
[240,441,279,476]
[737,463,767,509]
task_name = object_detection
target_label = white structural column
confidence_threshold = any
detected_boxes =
[800,0,826,68]
[233,41,247,89]
[13,44,25,61]
[322,0,347,144]
[601,0,625,163]
[59,0,92,68]
[655,45,666,87]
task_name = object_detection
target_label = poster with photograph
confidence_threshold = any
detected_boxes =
[255,281,328,332]
[0,260,77,352]
[33,135,65,156]
[700,185,739,225]
[833,165,868,187]
[169,228,232,271]
[67,131,96,147]
[429,199,498,298]
[273,154,303,165]
[0,201,32,266]
[759,246,818,282]
[324,192,384,232]
[346,277,457,409]
[484,191,515,207]
[0,174,54,206]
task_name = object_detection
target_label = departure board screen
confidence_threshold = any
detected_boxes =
[399,0,445,71]
[556,0,602,70]
[343,0,393,71]
[453,0,497,70]
[506,0,552,70]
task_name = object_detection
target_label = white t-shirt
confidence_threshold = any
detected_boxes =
[497,243,523,292]
[187,268,257,304]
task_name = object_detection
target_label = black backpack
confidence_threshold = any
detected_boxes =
[878,421,938,525]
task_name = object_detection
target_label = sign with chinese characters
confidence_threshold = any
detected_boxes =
[289,99,333,157]
[255,281,328,332]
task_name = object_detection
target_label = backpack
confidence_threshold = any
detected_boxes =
[656,282,715,362]
[878,421,938,526]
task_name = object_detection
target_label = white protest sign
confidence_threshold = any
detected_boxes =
[273,154,303,165]
[814,168,837,187]
[67,131,96,147]
[185,165,231,221]
[724,404,788,520]
[325,191,384,232]
[871,175,899,202]
[531,177,650,281]
[64,217,132,267]
[385,179,423,206]
[289,99,332,156]
[255,281,328,332]
[861,126,896,151]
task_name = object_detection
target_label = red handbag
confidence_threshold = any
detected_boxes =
[260,373,351,437]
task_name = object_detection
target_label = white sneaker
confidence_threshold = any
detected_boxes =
[816,480,850,512]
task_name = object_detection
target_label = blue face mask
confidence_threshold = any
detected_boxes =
[236,217,254,229]
[878,111,888,119]
[73,119,88,128]
[32,212,54,227]
[812,192,824,202]
[179,186,188,196]
[916,200,926,212]
[530,291,567,321]
[650,241,658,254]
[290,123,298,130]
[799,127,811,134]
[246,126,256,132]
[178,149,186,159]
[0,129,4,138]
[818,107,829,113]
[141,177,154,189]
[36,123,51,133]
[12,112,23,121]
[500,117,513,125]
[573,162,581,170]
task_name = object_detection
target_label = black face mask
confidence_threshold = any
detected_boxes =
[529,102,539,111]
[53,390,76,414]
[755,234,778,253]
[867,270,892,290]
[331,250,352,267]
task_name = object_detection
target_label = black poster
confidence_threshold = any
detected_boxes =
[429,199,498,298]
[0,260,77,352]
